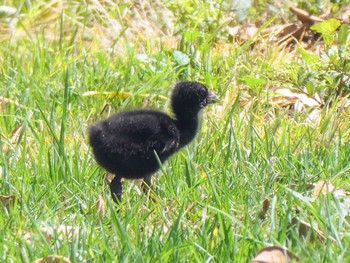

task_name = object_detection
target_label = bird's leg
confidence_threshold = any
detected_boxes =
[110,176,123,203]
[141,175,152,194]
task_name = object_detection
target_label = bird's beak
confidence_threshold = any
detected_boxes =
[206,91,219,104]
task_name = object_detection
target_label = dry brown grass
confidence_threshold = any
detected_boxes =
[0,0,178,52]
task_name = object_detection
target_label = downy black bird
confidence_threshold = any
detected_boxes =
[88,81,218,202]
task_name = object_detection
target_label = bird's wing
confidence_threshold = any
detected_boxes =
[159,122,179,153]
[103,112,180,155]
[161,138,179,153]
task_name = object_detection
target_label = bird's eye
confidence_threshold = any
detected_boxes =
[199,88,206,97]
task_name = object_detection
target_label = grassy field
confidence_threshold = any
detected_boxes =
[1,0,350,262]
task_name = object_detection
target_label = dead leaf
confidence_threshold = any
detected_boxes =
[0,96,20,107]
[0,96,29,110]
[313,180,335,198]
[259,198,270,220]
[96,195,105,217]
[274,88,321,111]
[0,194,16,208]
[333,189,347,198]
[227,25,240,38]
[252,246,299,263]
[227,24,258,43]
[296,93,320,108]
[313,180,348,199]
[9,124,23,142]
[274,88,297,98]
[290,7,323,26]
[277,24,306,43]
[2,124,23,152]
[35,255,71,263]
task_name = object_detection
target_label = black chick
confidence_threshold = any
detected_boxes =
[88,81,218,202]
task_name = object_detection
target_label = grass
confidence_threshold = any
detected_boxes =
[1,0,350,262]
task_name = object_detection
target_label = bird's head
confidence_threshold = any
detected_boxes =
[171,81,218,116]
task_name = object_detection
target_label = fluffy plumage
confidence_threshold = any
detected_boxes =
[88,81,218,202]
